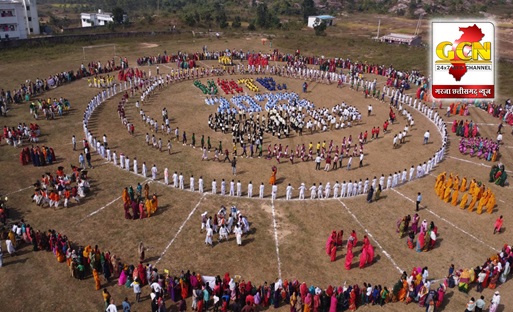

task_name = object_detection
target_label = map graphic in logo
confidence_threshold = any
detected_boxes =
[431,21,495,99]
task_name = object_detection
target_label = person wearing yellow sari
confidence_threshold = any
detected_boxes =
[459,177,467,192]
[93,268,101,290]
[486,192,496,213]
[398,279,408,301]
[467,185,481,212]
[477,189,489,214]
[443,186,452,203]
[459,191,469,209]
[122,187,130,205]
[145,198,152,217]
[435,172,445,195]
[452,176,460,191]
[491,150,498,162]
[445,174,454,189]
[451,188,459,206]
[150,194,158,214]
[439,185,446,200]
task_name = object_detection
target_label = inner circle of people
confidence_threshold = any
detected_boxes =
[82,48,447,203]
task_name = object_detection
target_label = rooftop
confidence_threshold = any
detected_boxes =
[310,15,335,19]
[382,33,419,39]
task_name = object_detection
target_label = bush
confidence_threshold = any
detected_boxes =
[232,16,241,28]
[247,22,256,31]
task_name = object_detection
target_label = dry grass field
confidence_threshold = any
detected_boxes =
[0,20,512,312]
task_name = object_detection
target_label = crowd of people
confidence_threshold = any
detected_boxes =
[434,172,496,214]
[459,137,500,161]
[31,166,89,208]
[489,164,508,187]
[451,119,479,138]
[28,97,72,120]
[201,205,250,247]
[19,145,56,166]
[397,215,439,252]
[2,123,41,147]
[121,183,158,219]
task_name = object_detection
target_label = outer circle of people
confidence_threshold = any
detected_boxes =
[2,48,511,312]
[2,217,511,312]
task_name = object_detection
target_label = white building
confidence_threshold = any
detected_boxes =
[80,9,115,27]
[0,0,40,39]
[307,15,335,28]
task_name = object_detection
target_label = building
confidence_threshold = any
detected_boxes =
[307,15,335,28]
[380,33,422,46]
[80,9,115,27]
[0,0,40,39]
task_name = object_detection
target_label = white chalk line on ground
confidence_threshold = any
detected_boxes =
[75,196,122,224]
[448,156,513,174]
[4,185,33,196]
[390,188,499,252]
[74,178,151,224]
[338,199,403,273]
[270,198,283,279]
[155,193,207,265]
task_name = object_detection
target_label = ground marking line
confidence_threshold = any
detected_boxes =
[448,156,513,174]
[390,188,499,252]
[155,193,207,265]
[5,186,33,196]
[75,196,122,224]
[74,178,151,224]
[338,199,403,273]
[270,198,282,279]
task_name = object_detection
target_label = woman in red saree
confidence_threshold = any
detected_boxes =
[349,289,357,311]
[365,241,374,265]
[336,230,343,246]
[345,243,353,270]
[326,231,336,255]
[330,242,336,262]
[350,230,358,247]
[359,246,368,269]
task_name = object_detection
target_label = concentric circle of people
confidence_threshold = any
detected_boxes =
[80,58,447,201]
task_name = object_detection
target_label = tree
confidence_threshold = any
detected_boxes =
[232,16,241,28]
[256,3,269,28]
[111,7,126,24]
[302,0,317,22]
[215,11,228,29]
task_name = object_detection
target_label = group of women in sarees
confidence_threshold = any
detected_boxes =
[447,244,511,306]
[121,183,158,219]
[325,230,375,269]
[397,214,439,252]
[435,172,496,214]
[391,266,446,311]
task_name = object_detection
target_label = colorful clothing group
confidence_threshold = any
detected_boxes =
[459,137,499,161]
[489,164,508,187]
[435,172,496,214]
[452,119,479,137]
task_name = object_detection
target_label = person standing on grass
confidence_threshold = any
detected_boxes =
[416,192,422,211]
[106,298,117,312]
[151,164,158,180]
[231,157,237,175]
[122,297,131,312]
[131,278,142,302]
[205,225,214,247]
[423,130,430,144]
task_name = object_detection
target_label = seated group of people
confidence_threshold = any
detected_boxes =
[32,166,89,208]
